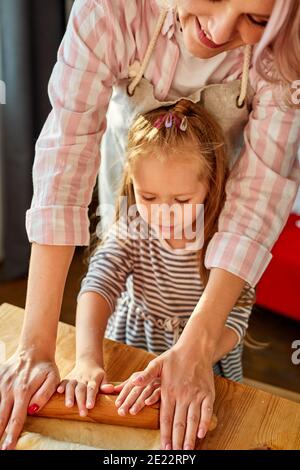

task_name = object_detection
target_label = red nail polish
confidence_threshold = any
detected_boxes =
[28,404,40,415]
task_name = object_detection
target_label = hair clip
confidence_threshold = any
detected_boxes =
[165,113,173,128]
[179,116,188,131]
[153,113,188,131]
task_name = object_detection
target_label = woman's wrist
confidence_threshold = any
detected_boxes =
[175,316,217,366]
[16,339,56,362]
[175,268,246,363]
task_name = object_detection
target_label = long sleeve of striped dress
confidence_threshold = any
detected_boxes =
[26,0,300,287]
[79,224,255,382]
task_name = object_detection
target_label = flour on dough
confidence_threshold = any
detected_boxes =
[24,417,161,450]
[16,432,100,450]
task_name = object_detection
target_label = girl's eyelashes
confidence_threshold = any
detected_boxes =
[141,195,156,202]
[141,195,191,204]
[175,199,191,204]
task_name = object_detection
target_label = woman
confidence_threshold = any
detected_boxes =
[0,0,299,451]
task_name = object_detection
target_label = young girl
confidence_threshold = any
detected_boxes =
[57,99,255,447]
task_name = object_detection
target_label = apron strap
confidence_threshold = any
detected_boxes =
[127,10,168,96]
[237,44,252,108]
[128,10,252,106]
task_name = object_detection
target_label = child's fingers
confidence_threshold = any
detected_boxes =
[57,380,68,394]
[116,385,144,416]
[129,385,161,415]
[65,380,77,408]
[86,381,99,409]
[100,383,116,394]
[144,387,161,406]
[75,383,88,417]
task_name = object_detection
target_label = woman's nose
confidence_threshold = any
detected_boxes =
[207,14,240,45]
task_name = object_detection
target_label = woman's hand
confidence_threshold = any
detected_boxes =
[0,349,60,450]
[116,346,215,450]
[114,373,161,416]
[57,359,114,417]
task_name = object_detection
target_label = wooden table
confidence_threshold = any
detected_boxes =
[1,303,300,450]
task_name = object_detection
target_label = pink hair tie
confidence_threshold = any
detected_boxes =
[153,115,166,129]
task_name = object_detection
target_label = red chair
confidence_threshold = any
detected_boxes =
[256,214,300,322]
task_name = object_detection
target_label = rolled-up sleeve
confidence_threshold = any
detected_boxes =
[26,0,132,245]
[205,80,300,286]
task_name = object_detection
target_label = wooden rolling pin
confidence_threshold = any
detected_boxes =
[33,392,218,432]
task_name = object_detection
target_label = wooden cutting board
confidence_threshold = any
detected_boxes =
[1,303,300,450]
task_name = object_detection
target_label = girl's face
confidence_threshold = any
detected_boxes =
[131,153,208,240]
[177,0,275,58]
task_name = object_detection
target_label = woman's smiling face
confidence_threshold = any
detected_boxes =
[177,0,275,58]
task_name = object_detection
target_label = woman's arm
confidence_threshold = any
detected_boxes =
[176,268,246,361]
[213,327,240,363]
[20,244,75,356]
[0,244,74,450]
[205,80,300,287]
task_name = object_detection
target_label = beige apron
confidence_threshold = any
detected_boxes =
[99,9,254,227]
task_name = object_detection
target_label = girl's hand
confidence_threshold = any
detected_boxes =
[57,359,114,417]
[0,349,60,450]
[116,347,215,450]
[114,373,161,416]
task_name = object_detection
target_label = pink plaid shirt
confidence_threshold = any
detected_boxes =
[26,0,300,286]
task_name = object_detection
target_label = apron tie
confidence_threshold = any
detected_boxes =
[237,44,252,108]
[127,10,168,96]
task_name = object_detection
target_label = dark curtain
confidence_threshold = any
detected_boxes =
[0,0,67,281]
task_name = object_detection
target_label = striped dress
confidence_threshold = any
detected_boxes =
[79,221,255,382]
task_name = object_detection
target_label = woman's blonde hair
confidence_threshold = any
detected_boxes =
[254,0,300,107]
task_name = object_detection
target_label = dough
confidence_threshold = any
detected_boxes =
[22,417,161,450]
[16,432,100,450]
